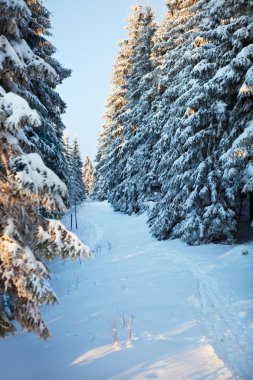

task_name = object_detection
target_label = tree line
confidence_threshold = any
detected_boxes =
[93,0,253,245]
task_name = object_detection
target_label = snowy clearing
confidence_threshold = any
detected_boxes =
[1,201,253,380]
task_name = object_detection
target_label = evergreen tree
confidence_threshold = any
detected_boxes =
[93,4,146,201]
[148,0,216,242]
[63,135,73,205]
[64,137,86,207]
[0,0,91,339]
[21,0,71,184]
[83,156,94,195]
[70,138,86,206]
[108,7,157,215]
[92,123,110,201]
[149,0,253,244]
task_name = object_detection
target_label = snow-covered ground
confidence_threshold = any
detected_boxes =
[1,201,253,380]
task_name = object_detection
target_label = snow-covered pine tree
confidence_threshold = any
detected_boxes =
[0,0,91,339]
[180,0,253,244]
[216,0,253,234]
[92,128,107,200]
[118,0,183,215]
[64,137,86,230]
[64,137,86,207]
[149,1,215,242]
[93,4,145,201]
[69,138,86,206]
[20,0,71,185]
[92,39,130,201]
[149,0,253,244]
[108,6,157,214]
[63,135,73,205]
[146,0,203,241]
[83,156,94,195]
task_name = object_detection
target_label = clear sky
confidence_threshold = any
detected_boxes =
[45,0,166,161]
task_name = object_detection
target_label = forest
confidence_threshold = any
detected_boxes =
[0,1,253,379]
[94,0,253,245]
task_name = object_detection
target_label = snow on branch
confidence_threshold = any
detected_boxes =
[0,92,40,133]
[232,119,253,151]
[0,35,25,73]
[0,0,31,15]
[11,153,67,210]
[11,39,58,82]
[239,66,253,97]
[16,300,50,339]
[0,220,57,305]
[37,220,92,260]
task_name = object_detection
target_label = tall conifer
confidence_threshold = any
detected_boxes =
[83,156,94,195]
[0,0,90,339]
[93,4,146,201]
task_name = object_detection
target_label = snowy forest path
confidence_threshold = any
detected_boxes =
[1,201,253,380]
[69,201,253,380]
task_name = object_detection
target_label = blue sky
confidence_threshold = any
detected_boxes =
[45,0,166,160]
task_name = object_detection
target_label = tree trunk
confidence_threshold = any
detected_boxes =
[75,203,78,229]
[250,192,253,221]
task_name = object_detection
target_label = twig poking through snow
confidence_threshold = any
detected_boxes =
[112,322,121,350]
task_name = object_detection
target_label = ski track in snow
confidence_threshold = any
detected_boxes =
[73,202,253,380]
[182,254,253,380]
[0,201,253,380]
